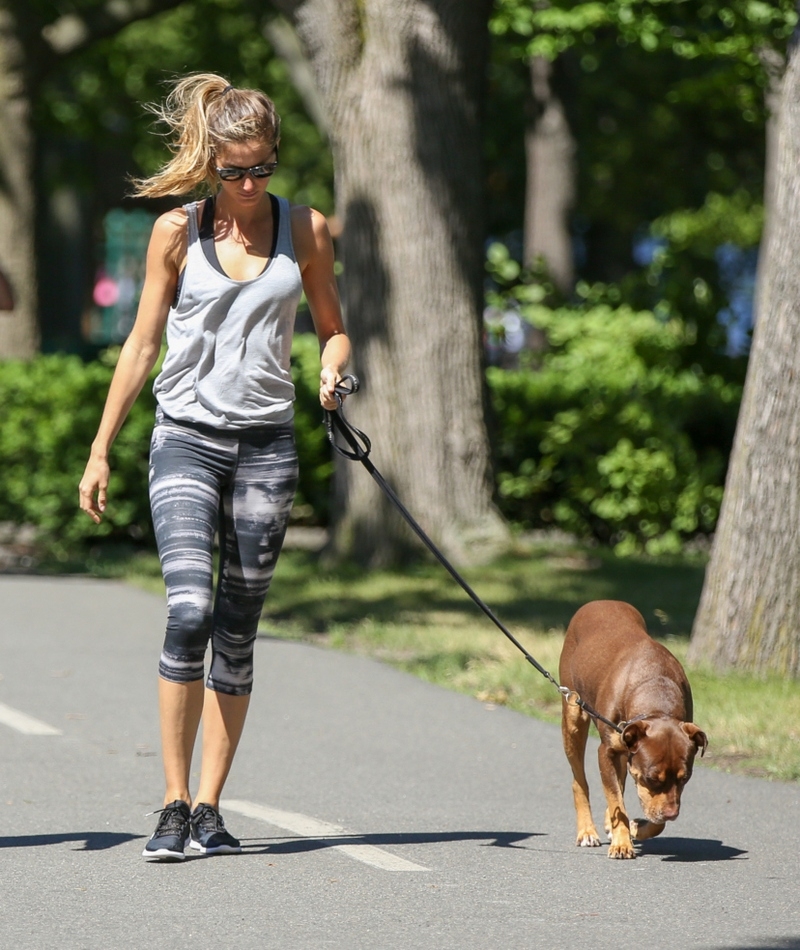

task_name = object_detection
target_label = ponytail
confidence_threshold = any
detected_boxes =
[131,73,281,198]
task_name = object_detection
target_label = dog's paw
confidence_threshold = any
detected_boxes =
[607,841,636,859]
[576,830,601,848]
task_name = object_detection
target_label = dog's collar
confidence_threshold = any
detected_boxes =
[617,712,669,730]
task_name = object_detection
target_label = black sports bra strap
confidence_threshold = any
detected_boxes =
[199,195,215,241]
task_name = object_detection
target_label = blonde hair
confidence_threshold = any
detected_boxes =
[131,73,281,198]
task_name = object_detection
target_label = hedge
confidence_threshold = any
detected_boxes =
[0,311,741,558]
[0,334,330,558]
[488,304,741,554]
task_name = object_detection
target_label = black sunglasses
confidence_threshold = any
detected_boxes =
[216,161,279,181]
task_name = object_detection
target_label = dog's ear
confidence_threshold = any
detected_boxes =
[622,721,648,752]
[681,723,708,758]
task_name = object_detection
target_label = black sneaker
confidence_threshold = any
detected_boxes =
[189,802,242,855]
[142,800,191,861]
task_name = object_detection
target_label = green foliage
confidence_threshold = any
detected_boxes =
[290,333,334,523]
[485,293,741,554]
[0,354,156,556]
[0,338,332,557]
[485,1,772,292]
[36,0,334,213]
[490,0,797,63]
[606,190,762,378]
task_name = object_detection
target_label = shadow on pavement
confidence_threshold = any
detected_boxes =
[0,832,144,851]
[637,836,747,862]
[705,941,800,950]
[242,830,540,855]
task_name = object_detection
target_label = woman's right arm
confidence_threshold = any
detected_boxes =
[79,209,185,523]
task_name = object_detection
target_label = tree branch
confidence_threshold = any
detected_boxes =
[263,14,328,137]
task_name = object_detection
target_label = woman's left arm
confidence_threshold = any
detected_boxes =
[292,205,351,409]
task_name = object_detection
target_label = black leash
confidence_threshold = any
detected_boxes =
[324,376,625,735]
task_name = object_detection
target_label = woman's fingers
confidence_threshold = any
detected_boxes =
[79,461,110,523]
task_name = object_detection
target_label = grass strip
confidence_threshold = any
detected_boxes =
[77,536,800,782]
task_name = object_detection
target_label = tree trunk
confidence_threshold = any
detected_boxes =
[523,56,575,293]
[688,26,800,677]
[0,6,39,358]
[283,0,509,565]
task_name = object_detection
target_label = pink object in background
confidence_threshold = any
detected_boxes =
[93,275,119,308]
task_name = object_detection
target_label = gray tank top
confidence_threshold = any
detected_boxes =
[153,195,302,429]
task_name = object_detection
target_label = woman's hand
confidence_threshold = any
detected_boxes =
[78,455,111,524]
[320,365,341,410]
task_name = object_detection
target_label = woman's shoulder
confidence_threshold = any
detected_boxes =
[148,205,192,270]
[289,202,327,231]
[289,204,337,268]
[153,205,192,237]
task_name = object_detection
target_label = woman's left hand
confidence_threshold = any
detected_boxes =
[319,365,341,410]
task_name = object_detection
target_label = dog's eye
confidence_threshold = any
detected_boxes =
[644,774,667,792]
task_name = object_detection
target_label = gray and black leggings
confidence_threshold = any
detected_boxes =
[149,410,298,696]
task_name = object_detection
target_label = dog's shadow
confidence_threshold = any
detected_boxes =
[637,836,746,862]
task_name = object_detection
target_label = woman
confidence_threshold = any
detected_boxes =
[79,73,350,861]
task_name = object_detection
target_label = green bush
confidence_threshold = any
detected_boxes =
[487,304,742,554]
[0,351,154,556]
[289,332,334,523]
[0,312,741,559]
[0,337,332,557]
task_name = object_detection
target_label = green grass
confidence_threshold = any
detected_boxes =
[260,537,800,783]
[61,535,800,782]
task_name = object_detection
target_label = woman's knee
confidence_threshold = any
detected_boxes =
[159,597,214,681]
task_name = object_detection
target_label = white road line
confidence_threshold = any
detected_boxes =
[222,799,429,872]
[0,701,62,736]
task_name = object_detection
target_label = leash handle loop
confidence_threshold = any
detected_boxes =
[334,374,360,401]
[325,375,371,462]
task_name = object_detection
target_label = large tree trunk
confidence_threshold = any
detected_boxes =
[523,56,575,293]
[0,6,39,358]
[688,26,800,677]
[0,0,188,360]
[282,0,508,565]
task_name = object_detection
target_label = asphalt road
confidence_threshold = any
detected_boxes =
[0,575,798,950]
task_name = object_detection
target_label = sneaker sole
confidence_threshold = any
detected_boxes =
[189,840,241,855]
[142,846,187,861]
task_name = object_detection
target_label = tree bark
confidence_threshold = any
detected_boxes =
[0,6,39,358]
[279,0,509,565]
[523,56,575,293]
[688,24,800,677]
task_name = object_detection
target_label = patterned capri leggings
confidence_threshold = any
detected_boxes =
[149,410,298,696]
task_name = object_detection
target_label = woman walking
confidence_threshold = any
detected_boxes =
[79,73,350,861]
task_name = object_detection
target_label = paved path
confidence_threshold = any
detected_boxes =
[0,576,798,950]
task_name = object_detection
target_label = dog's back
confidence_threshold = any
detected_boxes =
[559,599,693,727]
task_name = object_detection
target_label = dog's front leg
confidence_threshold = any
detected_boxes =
[598,744,635,859]
[561,701,601,847]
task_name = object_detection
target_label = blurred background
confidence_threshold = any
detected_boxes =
[0,0,793,566]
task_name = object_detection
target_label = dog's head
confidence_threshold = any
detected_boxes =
[622,718,708,824]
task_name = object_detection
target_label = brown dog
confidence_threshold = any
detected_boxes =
[559,600,707,859]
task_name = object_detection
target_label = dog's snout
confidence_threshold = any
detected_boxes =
[661,803,680,821]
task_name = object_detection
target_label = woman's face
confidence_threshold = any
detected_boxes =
[214,138,278,204]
